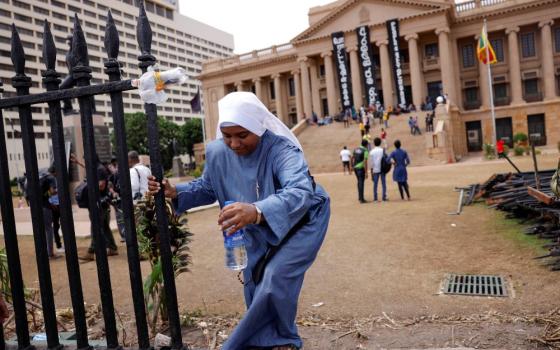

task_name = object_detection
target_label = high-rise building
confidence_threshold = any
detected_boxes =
[0,0,233,177]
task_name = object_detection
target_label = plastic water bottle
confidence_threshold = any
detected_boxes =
[223,201,248,270]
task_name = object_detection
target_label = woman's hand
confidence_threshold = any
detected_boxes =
[147,176,177,199]
[218,202,257,235]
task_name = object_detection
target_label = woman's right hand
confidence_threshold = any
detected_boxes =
[147,176,177,199]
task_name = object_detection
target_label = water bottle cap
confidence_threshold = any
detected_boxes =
[224,200,235,206]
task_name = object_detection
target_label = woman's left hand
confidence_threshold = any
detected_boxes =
[218,202,257,235]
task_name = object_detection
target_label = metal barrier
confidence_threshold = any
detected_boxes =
[0,2,186,349]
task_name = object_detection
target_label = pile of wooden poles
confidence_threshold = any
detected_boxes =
[467,169,560,270]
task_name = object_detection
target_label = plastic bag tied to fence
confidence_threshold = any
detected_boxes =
[132,65,188,105]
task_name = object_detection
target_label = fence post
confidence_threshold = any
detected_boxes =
[10,24,62,350]
[104,11,152,349]
[0,86,33,350]
[41,20,92,350]
[136,2,187,349]
[70,15,121,349]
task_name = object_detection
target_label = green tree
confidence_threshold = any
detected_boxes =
[178,118,203,157]
[110,112,180,170]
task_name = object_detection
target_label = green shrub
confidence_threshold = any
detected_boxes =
[484,143,496,159]
[513,146,525,156]
[513,132,528,144]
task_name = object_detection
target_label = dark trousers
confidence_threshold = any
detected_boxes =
[88,206,117,254]
[397,181,410,200]
[373,172,387,201]
[354,168,366,201]
[52,206,62,248]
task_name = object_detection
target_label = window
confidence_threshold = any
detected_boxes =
[319,64,325,77]
[34,6,49,15]
[462,44,475,68]
[520,32,536,58]
[425,43,438,58]
[490,39,504,62]
[494,83,507,98]
[524,78,539,95]
[51,0,65,8]
[269,81,275,100]
[0,9,12,18]
[288,78,295,97]
[14,14,32,23]
[465,87,478,103]
[555,27,560,53]
[12,0,31,10]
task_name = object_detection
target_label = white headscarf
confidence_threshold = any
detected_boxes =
[217,92,303,150]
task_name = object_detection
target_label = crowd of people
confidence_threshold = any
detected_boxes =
[28,150,152,261]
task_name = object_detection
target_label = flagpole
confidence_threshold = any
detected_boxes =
[484,18,498,155]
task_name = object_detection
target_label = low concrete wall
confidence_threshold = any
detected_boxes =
[291,119,308,137]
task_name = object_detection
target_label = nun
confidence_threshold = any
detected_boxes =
[148,92,330,349]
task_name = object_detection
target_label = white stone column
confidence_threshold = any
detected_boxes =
[506,26,524,105]
[253,77,264,101]
[539,19,556,100]
[436,27,457,104]
[348,45,363,109]
[292,70,304,121]
[405,33,424,110]
[321,51,339,116]
[376,40,394,109]
[309,58,322,116]
[476,34,491,109]
[272,73,286,123]
[298,57,313,119]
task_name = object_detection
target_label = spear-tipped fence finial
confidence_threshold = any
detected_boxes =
[105,10,119,60]
[71,14,89,68]
[42,20,57,71]
[10,24,26,76]
[136,0,152,56]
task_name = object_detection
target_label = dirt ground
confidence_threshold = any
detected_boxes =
[5,154,560,349]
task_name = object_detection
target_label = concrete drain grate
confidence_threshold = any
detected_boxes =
[442,274,508,297]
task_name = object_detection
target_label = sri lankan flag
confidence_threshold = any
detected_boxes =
[477,27,497,65]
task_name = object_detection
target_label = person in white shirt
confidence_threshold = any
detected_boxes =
[128,150,152,200]
[340,146,352,175]
[369,137,388,201]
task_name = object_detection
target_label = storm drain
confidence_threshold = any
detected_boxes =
[442,274,508,297]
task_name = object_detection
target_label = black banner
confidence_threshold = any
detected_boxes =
[386,19,407,108]
[331,31,353,110]
[356,25,378,108]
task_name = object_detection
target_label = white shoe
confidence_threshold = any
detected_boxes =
[56,247,65,253]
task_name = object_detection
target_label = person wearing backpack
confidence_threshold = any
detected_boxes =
[369,137,390,202]
[128,150,152,201]
[352,139,369,203]
[41,166,59,259]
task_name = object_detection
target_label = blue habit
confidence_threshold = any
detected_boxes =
[174,131,330,349]
[389,148,410,182]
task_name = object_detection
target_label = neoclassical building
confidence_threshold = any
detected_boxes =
[200,0,560,153]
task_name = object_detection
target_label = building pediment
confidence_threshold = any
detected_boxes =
[292,0,448,43]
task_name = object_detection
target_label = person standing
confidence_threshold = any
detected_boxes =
[389,140,411,200]
[108,156,126,242]
[352,139,369,203]
[369,137,388,202]
[79,161,119,261]
[383,111,389,128]
[128,151,152,201]
[343,108,350,128]
[340,146,352,175]
[41,166,58,259]
[359,121,365,137]
[380,128,388,149]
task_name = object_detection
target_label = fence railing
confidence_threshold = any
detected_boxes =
[0,2,185,349]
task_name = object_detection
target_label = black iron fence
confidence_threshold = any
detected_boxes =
[0,2,187,349]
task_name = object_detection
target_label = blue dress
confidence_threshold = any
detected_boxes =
[389,148,410,182]
[173,131,330,349]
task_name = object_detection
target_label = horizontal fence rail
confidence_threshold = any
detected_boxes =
[0,1,184,349]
